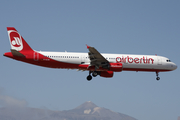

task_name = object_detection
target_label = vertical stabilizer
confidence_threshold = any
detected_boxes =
[7,27,33,51]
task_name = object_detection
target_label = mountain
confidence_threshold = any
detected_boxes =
[0,101,137,120]
[67,101,137,120]
[178,116,180,120]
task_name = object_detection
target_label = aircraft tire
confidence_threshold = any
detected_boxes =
[87,75,92,81]
[92,71,98,77]
[156,77,160,81]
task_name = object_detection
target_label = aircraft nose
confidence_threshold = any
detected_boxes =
[172,63,177,70]
[174,64,177,70]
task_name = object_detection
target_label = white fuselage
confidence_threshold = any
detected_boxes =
[39,51,177,72]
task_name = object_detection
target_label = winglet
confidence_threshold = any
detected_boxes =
[86,44,90,49]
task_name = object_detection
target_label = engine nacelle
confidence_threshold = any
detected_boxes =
[100,71,114,78]
[109,63,123,72]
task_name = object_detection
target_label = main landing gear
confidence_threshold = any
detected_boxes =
[87,71,161,81]
[156,72,160,81]
[87,71,99,81]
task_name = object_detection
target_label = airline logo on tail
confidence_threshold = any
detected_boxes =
[8,30,23,51]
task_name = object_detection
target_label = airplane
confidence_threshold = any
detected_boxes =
[4,27,177,81]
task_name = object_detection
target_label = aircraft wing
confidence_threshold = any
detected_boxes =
[86,45,109,69]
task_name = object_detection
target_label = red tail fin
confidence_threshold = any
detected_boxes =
[7,27,33,51]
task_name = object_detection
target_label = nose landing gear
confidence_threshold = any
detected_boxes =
[156,72,160,81]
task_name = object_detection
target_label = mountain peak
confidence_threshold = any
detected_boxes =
[68,101,137,120]
[69,101,99,115]
[74,101,98,110]
[0,102,137,120]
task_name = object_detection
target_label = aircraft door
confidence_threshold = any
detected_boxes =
[81,55,85,64]
[157,57,162,65]
[34,52,39,61]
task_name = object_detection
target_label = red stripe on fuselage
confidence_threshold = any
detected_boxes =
[4,51,79,69]
[4,52,172,72]
[122,68,171,72]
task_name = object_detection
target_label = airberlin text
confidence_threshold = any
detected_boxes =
[116,56,154,64]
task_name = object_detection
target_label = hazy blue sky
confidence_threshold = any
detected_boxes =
[1,1,180,120]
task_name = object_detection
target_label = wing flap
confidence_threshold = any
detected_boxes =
[87,45,109,69]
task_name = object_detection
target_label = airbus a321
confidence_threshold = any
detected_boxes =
[4,27,177,81]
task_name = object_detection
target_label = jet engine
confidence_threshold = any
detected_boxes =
[100,71,114,78]
[109,63,123,72]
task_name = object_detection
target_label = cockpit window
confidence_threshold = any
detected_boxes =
[166,60,171,62]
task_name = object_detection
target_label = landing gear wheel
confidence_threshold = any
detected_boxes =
[156,77,160,81]
[87,75,92,81]
[92,71,98,77]
[156,72,160,81]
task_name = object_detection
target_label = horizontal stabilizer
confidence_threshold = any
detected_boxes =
[11,49,25,57]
